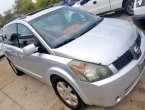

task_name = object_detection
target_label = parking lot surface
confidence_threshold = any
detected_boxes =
[0,12,145,110]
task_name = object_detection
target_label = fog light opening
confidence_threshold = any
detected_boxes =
[116,96,122,102]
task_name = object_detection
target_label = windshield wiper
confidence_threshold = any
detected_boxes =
[55,37,76,48]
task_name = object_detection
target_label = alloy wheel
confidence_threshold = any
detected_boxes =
[126,2,134,15]
[57,81,78,106]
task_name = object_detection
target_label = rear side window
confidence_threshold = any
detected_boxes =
[2,24,18,46]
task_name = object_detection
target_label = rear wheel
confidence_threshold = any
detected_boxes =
[8,59,24,76]
[52,76,85,110]
[125,0,134,16]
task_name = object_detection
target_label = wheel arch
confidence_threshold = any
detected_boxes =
[122,0,128,7]
[45,67,89,104]
[122,0,135,7]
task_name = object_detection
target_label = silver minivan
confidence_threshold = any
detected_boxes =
[1,6,145,110]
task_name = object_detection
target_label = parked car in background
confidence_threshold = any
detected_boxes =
[73,0,135,15]
[133,0,145,29]
[60,0,80,6]
[0,34,4,57]
[1,6,145,110]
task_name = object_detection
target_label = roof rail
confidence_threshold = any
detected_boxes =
[4,15,26,25]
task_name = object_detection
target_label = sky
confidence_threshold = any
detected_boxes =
[0,0,36,15]
[0,0,15,15]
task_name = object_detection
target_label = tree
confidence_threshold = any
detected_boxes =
[35,0,61,9]
[50,0,61,4]
[35,0,50,9]
[0,14,4,27]
[14,0,35,14]
[3,9,14,23]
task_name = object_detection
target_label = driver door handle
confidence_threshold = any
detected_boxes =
[12,53,23,58]
[13,53,18,56]
[93,1,97,4]
[18,54,23,58]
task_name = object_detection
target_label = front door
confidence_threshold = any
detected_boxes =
[97,0,111,13]
[16,23,51,81]
[79,0,99,14]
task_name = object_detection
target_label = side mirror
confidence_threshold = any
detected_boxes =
[80,0,89,5]
[80,0,85,5]
[23,44,38,56]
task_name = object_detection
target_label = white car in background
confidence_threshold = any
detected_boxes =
[0,34,4,57]
[133,0,145,29]
[73,0,135,15]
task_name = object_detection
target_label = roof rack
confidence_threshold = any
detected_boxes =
[4,15,26,25]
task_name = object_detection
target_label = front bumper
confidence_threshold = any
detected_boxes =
[133,14,145,29]
[75,31,145,107]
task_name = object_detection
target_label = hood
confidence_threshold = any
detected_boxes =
[53,18,138,65]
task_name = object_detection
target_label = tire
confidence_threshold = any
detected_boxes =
[124,0,134,16]
[52,76,85,110]
[7,59,24,76]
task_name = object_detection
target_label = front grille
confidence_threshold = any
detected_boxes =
[113,50,133,70]
[112,34,141,71]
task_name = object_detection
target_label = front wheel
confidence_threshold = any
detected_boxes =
[125,0,134,16]
[52,76,85,110]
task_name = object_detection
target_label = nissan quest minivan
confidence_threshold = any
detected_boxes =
[1,6,145,110]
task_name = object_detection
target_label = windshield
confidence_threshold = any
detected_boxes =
[29,7,102,48]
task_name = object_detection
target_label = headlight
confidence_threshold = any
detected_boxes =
[136,0,145,7]
[68,60,113,82]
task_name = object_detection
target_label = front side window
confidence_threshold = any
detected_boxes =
[18,24,37,48]
[17,24,48,53]
[2,24,18,46]
[29,7,102,48]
